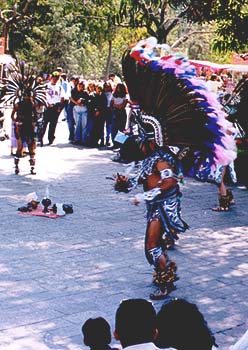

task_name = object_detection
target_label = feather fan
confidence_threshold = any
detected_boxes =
[122,37,237,166]
[0,61,47,107]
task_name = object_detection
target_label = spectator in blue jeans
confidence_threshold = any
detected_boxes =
[71,80,90,145]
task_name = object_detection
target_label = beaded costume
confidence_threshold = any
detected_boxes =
[0,61,47,174]
[125,149,188,243]
[113,37,237,299]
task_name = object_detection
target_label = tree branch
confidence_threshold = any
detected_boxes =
[0,0,32,25]
[74,14,107,21]
[171,30,214,48]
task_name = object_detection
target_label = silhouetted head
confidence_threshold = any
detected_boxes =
[155,297,217,350]
[82,317,111,349]
[114,299,157,348]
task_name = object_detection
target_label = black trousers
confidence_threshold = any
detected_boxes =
[43,106,61,144]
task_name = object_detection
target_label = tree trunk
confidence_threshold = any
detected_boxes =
[104,39,112,81]
[157,28,167,44]
[2,23,9,53]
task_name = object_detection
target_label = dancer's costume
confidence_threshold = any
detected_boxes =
[212,75,247,209]
[114,37,237,299]
[0,61,47,174]
[194,75,247,209]
[122,147,188,240]
[222,75,248,141]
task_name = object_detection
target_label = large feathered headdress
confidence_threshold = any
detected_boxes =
[122,37,237,166]
[0,61,47,106]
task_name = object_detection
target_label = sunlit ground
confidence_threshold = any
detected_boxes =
[0,108,247,350]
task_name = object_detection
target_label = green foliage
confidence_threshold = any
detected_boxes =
[79,27,146,79]
[0,0,247,78]
[212,0,248,52]
[114,0,248,50]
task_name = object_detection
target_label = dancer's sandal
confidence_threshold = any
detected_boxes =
[150,282,176,300]
[212,206,229,212]
[212,194,230,212]
[227,189,235,205]
[152,260,178,300]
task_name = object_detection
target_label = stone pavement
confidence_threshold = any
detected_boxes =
[0,110,247,350]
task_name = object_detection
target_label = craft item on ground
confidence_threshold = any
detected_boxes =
[41,197,52,213]
[18,200,73,219]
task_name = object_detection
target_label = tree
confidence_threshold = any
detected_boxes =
[0,0,32,54]
[8,1,88,73]
[212,1,248,52]
[74,0,119,79]
[7,0,125,77]
[113,0,248,52]
[2,0,246,78]
[113,0,216,44]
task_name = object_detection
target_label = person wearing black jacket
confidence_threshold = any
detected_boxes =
[89,85,108,147]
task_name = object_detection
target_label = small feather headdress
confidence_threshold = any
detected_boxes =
[122,37,237,166]
[0,61,47,106]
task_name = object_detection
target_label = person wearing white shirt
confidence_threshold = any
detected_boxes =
[43,71,65,145]
[206,74,223,94]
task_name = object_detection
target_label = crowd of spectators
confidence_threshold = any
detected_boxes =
[1,64,246,186]
[0,67,133,159]
[32,68,130,150]
[2,64,245,152]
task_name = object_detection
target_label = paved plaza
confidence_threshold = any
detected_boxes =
[0,111,247,350]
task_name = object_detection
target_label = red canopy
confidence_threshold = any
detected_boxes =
[189,59,248,74]
[189,59,229,72]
